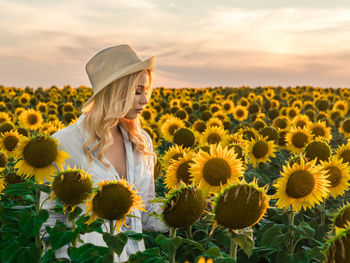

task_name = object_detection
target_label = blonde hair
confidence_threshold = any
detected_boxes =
[81,69,154,169]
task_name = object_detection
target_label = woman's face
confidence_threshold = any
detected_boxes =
[124,71,151,119]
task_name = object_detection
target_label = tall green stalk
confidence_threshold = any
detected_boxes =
[169,227,177,263]
[109,220,115,262]
[287,211,296,256]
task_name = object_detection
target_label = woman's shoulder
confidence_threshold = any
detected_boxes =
[52,123,83,152]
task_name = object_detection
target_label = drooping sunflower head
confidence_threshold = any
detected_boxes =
[86,179,145,231]
[213,180,269,230]
[273,158,330,212]
[303,140,331,164]
[285,126,311,154]
[162,185,206,228]
[200,126,227,145]
[3,171,25,185]
[164,153,195,189]
[190,144,244,193]
[331,203,350,232]
[173,128,196,148]
[324,227,350,263]
[14,135,70,183]
[258,126,279,143]
[277,130,288,149]
[320,157,350,198]
[18,109,43,130]
[0,130,21,158]
[248,135,277,168]
[51,166,93,210]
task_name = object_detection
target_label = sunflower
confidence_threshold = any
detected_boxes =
[190,144,244,193]
[161,116,185,142]
[290,114,311,129]
[162,185,206,228]
[237,126,258,141]
[248,136,277,168]
[286,107,300,120]
[273,158,329,212]
[193,120,207,133]
[0,112,12,124]
[285,127,311,154]
[14,135,71,183]
[36,102,48,115]
[336,142,350,165]
[213,179,269,230]
[252,118,266,131]
[303,139,331,164]
[221,100,234,114]
[164,153,195,189]
[324,227,350,263]
[200,126,227,146]
[173,127,196,149]
[0,130,21,158]
[339,118,350,138]
[206,117,224,129]
[332,203,350,232]
[86,179,145,231]
[320,157,350,198]
[18,93,30,106]
[162,144,192,171]
[0,122,15,135]
[51,166,93,211]
[232,105,248,122]
[18,109,43,130]
[308,120,332,141]
[0,151,8,172]
[333,100,348,116]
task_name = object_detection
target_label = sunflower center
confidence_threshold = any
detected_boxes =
[202,157,231,186]
[286,170,315,198]
[343,119,350,133]
[27,114,38,125]
[252,141,268,159]
[176,161,193,185]
[340,150,350,164]
[223,103,231,111]
[325,166,342,187]
[296,120,307,128]
[292,132,308,148]
[23,137,58,168]
[168,124,179,136]
[207,133,221,144]
[236,110,244,117]
[39,105,46,112]
[4,135,19,151]
[312,127,325,137]
[142,111,151,120]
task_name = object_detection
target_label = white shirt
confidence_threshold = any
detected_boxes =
[40,113,166,262]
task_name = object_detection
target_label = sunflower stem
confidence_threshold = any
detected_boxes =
[35,189,42,251]
[169,227,177,263]
[230,236,238,260]
[185,225,192,239]
[287,211,296,256]
[320,201,326,226]
[109,220,115,262]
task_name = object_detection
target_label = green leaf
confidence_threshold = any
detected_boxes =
[40,249,56,263]
[69,243,111,263]
[33,183,51,193]
[49,229,78,250]
[230,232,254,258]
[68,206,83,222]
[19,209,49,237]
[127,247,162,263]
[295,249,310,263]
[276,250,292,263]
[298,221,315,238]
[103,232,128,256]
[155,234,183,255]
[149,197,167,204]
[124,230,149,241]
[204,246,222,258]
[1,243,41,263]
[181,237,204,251]
[261,225,285,248]
[2,181,32,196]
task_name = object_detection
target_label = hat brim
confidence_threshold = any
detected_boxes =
[81,56,155,111]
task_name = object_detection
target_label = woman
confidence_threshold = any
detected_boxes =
[41,44,166,262]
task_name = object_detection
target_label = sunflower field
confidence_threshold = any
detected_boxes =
[1,85,350,262]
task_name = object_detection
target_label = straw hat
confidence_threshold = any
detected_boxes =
[82,44,155,110]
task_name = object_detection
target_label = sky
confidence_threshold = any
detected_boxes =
[0,0,349,89]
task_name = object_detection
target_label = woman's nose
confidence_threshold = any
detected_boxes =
[140,93,148,105]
